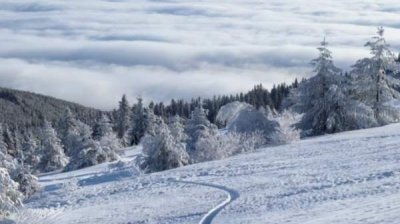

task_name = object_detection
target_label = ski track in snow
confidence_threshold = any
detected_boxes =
[170,179,240,224]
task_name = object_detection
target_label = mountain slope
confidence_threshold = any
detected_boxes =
[0,87,104,129]
[14,124,400,224]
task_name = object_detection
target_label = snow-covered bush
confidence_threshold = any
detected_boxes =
[272,110,301,144]
[226,104,279,142]
[139,116,189,172]
[191,130,225,163]
[191,131,266,163]
[11,167,39,198]
[216,102,253,127]
[0,168,23,218]
[64,141,119,171]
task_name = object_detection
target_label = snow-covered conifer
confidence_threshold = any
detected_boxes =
[11,166,39,198]
[351,27,400,124]
[139,117,189,172]
[65,116,120,171]
[38,121,69,172]
[168,115,187,143]
[130,97,147,145]
[116,95,131,145]
[64,140,118,171]
[186,106,218,152]
[284,38,356,135]
[0,125,17,173]
[0,167,23,218]
[59,108,81,155]
[96,115,122,154]
[93,115,116,140]
[21,132,40,171]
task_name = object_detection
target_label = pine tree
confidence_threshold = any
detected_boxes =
[65,116,120,171]
[21,131,40,171]
[95,115,121,155]
[0,125,17,172]
[139,117,189,172]
[116,95,131,144]
[0,167,23,218]
[185,106,217,152]
[284,38,347,135]
[59,108,96,157]
[168,115,187,143]
[130,97,147,145]
[38,121,69,172]
[93,115,114,140]
[351,26,400,124]
[59,108,80,155]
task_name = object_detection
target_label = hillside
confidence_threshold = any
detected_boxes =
[0,87,104,129]
[13,123,400,224]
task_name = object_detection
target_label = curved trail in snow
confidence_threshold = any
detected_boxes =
[171,179,239,224]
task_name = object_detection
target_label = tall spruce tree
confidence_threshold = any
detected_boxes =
[351,26,400,124]
[130,97,147,145]
[38,121,69,172]
[116,95,131,145]
[285,38,347,135]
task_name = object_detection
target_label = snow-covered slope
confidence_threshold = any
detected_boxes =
[13,124,400,224]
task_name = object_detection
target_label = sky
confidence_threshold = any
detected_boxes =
[0,0,399,110]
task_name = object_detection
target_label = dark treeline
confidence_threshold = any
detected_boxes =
[149,80,299,123]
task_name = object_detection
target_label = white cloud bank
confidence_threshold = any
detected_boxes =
[0,0,399,109]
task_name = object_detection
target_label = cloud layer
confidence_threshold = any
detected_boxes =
[0,0,399,109]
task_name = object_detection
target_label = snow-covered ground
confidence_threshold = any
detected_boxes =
[13,124,400,224]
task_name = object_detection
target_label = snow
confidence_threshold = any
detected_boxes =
[12,124,400,224]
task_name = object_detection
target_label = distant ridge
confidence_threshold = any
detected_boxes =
[0,86,104,130]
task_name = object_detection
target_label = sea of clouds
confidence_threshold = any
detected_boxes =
[0,0,399,109]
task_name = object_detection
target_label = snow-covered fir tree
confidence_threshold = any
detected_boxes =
[65,115,120,171]
[130,97,148,145]
[350,26,400,124]
[21,131,40,171]
[59,108,81,155]
[168,115,188,143]
[2,126,18,158]
[0,126,39,204]
[115,94,131,145]
[38,121,69,172]
[285,38,357,135]
[0,167,23,218]
[64,140,119,171]
[93,115,115,140]
[0,125,17,173]
[59,108,98,158]
[11,165,39,198]
[139,115,189,172]
[95,115,122,154]
[185,105,218,153]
